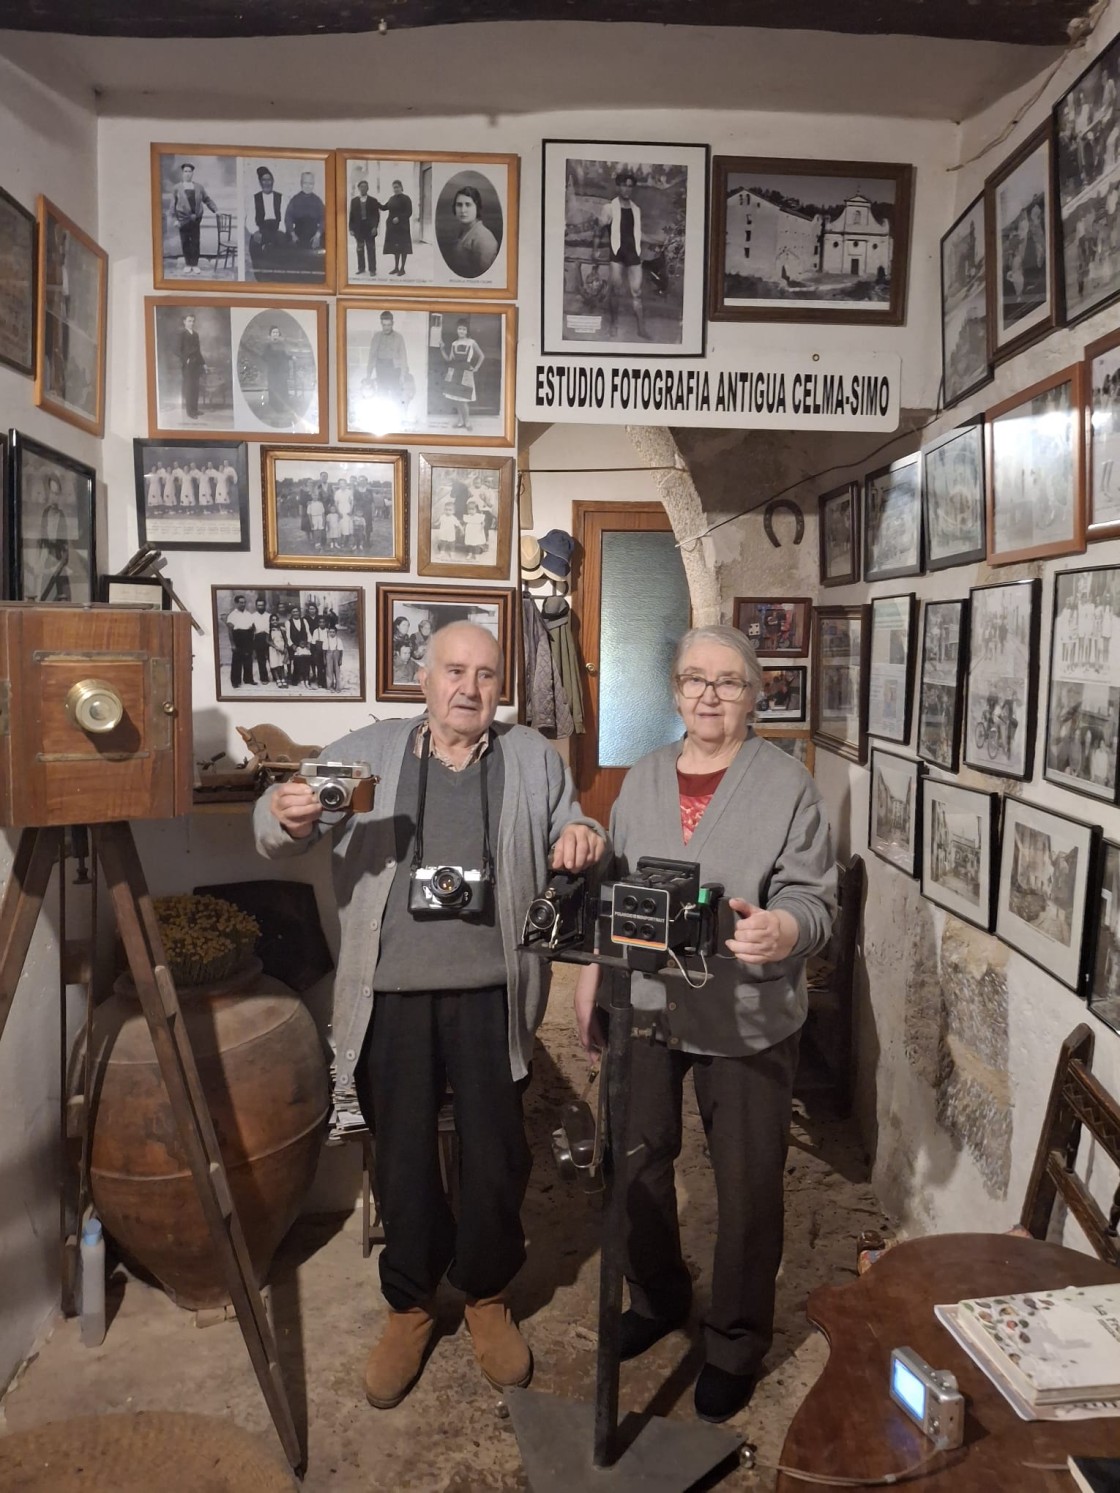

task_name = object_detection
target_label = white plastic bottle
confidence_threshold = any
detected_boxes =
[79,1216,106,1347]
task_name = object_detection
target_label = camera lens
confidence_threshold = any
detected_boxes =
[621,920,636,937]
[431,866,466,904]
[640,898,657,915]
[318,782,346,810]
[622,895,638,913]
[640,924,657,941]
[527,898,558,931]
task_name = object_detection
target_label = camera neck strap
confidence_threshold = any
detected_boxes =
[410,727,494,882]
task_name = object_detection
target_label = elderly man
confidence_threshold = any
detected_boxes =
[254,621,606,1409]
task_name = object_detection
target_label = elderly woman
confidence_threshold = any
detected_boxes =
[574,624,835,1424]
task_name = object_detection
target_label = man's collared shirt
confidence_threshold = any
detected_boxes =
[414,718,491,772]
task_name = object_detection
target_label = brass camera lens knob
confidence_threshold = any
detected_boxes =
[65,678,125,734]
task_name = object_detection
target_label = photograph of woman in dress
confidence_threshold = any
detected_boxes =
[440,316,485,432]
[444,185,499,280]
[383,179,413,277]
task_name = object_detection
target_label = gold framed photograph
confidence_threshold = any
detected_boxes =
[34,196,107,437]
[755,726,815,775]
[416,452,514,580]
[986,363,1085,566]
[261,446,408,571]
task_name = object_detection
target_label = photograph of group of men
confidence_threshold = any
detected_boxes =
[214,587,363,700]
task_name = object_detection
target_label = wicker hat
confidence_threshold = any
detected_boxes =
[520,533,544,578]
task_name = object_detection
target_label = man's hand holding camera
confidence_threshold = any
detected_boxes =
[725,898,798,964]
[269,779,323,839]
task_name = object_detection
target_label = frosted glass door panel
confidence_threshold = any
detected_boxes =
[599,530,690,768]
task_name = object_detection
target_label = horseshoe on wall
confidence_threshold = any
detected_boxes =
[763,499,805,548]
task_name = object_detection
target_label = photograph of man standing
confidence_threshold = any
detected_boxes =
[349,179,382,278]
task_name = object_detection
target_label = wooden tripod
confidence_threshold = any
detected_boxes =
[0,821,302,1473]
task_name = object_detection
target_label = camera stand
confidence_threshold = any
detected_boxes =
[506,952,741,1492]
[0,822,302,1473]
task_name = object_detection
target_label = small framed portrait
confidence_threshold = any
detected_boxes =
[868,748,923,877]
[146,296,328,441]
[151,146,336,292]
[133,438,249,552]
[6,430,96,603]
[995,797,1099,993]
[922,419,986,571]
[541,139,709,357]
[1084,326,1120,541]
[0,185,36,376]
[921,778,999,932]
[1044,564,1120,804]
[818,481,859,587]
[864,452,921,583]
[709,156,913,326]
[375,582,515,703]
[811,604,869,764]
[336,151,519,299]
[1054,34,1120,326]
[917,598,969,773]
[940,194,991,407]
[964,578,1040,781]
[1088,839,1120,1036]
[339,301,515,446]
[731,596,811,657]
[984,122,1057,363]
[261,447,408,572]
[34,197,107,437]
[99,574,170,610]
[417,453,514,580]
[211,585,365,701]
[986,363,1085,566]
[755,726,815,775]
[755,665,806,723]
[867,593,917,744]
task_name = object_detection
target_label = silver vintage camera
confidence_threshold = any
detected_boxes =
[889,1347,964,1450]
[299,760,377,813]
[409,864,493,918]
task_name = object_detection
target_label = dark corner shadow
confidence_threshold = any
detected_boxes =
[787,1103,872,1186]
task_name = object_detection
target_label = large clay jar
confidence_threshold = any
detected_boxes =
[82,957,329,1310]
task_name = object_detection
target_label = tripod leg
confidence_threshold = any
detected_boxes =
[0,826,65,1047]
[93,822,303,1472]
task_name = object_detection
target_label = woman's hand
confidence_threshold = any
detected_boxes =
[269,780,323,840]
[725,898,799,964]
[573,963,605,1059]
[551,823,605,873]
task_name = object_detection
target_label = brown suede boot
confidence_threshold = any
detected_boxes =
[464,1296,533,1390]
[363,1304,435,1408]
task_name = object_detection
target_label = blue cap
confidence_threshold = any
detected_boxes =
[82,1217,103,1244]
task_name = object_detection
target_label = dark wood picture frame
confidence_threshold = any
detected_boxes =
[0,185,36,377]
[922,418,986,572]
[375,582,515,703]
[920,777,1000,932]
[986,362,1085,566]
[916,597,969,773]
[811,603,870,764]
[867,592,918,745]
[731,595,811,657]
[940,192,991,408]
[984,121,1059,364]
[261,445,409,572]
[868,747,924,877]
[755,726,815,775]
[1043,563,1120,805]
[133,437,251,552]
[1088,838,1120,1036]
[6,428,97,604]
[211,584,366,702]
[756,664,807,723]
[1084,324,1120,542]
[417,452,514,580]
[818,480,860,587]
[864,451,922,583]
[1053,32,1120,328]
[963,578,1041,782]
[35,196,108,438]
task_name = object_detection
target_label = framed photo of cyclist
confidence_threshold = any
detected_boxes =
[1044,564,1120,804]
[995,797,1099,994]
[866,593,917,744]
[811,603,870,764]
[868,747,923,877]
[921,778,999,931]
[963,578,1041,781]
[986,363,1085,566]
[917,598,969,772]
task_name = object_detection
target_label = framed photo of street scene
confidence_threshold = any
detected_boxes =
[34,197,107,437]
[339,301,515,446]
[984,122,1058,363]
[817,481,859,587]
[417,452,514,580]
[709,156,913,325]
[211,585,365,701]
[756,726,815,775]
[1044,564,1120,804]
[868,748,923,877]
[151,145,336,293]
[986,364,1085,566]
[864,452,922,582]
[0,186,35,376]
[6,429,96,603]
[920,778,999,932]
[1084,326,1120,541]
[731,596,811,657]
[146,297,328,441]
[867,593,917,744]
[756,665,807,723]
[540,139,709,357]
[1088,839,1120,1035]
[811,603,869,764]
[335,150,519,299]
[940,194,991,407]
[995,797,1098,993]
[1054,34,1120,327]
[917,598,969,772]
[963,578,1040,781]
[375,582,515,703]
[262,447,409,572]
[133,438,250,551]
[922,418,986,571]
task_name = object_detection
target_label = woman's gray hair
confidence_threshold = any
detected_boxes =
[671,625,764,695]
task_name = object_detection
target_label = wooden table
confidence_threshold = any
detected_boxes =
[777,1233,1120,1492]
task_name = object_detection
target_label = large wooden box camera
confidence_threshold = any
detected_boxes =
[0,605,193,827]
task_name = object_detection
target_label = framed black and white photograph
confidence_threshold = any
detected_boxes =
[921,778,999,931]
[1044,564,1120,803]
[151,146,336,292]
[985,122,1058,363]
[336,151,518,299]
[922,419,986,571]
[417,452,514,580]
[99,574,169,610]
[1084,325,1120,541]
[211,585,365,701]
[964,578,1040,781]
[339,301,515,446]
[1088,839,1120,1035]
[940,194,991,407]
[864,452,921,583]
[133,438,249,551]
[7,429,96,603]
[732,596,811,657]
[917,598,969,772]
[868,748,923,876]
[709,156,913,325]
[262,447,408,572]
[375,582,515,703]
[996,797,1098,993]
[811,604,869,764]
[756,726,815,774]
[987,364,1085,565]
[0,185,35,376]
[867,593,917,744]
[1054,34,1120,326]
[35,197,107,438]
[541,139,709,356]
[818,481,859,587]
[146,297,328,441]
[755,665,806,723]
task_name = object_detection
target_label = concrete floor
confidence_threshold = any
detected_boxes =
[0,967,890,1491]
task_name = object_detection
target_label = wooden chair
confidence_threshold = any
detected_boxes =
[796,854,864,1117]
[213,211,237,275]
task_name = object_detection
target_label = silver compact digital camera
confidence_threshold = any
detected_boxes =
[299,760,377,813]
[888,1347,964,1450]
[409,864,492,918]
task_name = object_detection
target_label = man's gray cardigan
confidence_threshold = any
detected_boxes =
[252,715,604,1129]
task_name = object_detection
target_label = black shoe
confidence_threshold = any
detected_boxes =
[617,1308,687,1362]
[693,1364,756,1423]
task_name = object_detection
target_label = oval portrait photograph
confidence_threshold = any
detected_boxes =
[435,169,504,281]
[235,307,316,431]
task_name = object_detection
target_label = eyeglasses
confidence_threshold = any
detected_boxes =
[675,674,751,702]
